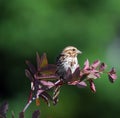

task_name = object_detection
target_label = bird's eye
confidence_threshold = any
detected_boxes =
[72,49,75,51]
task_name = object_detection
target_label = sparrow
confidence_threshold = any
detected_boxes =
[53,46,82,104]
[56,46,82,80]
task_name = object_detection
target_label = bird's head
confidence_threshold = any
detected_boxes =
[62,46,82,57]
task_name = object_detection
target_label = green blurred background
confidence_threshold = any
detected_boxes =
[0,0,120,117]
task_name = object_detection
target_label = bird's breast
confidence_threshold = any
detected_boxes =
[64,57,79,73]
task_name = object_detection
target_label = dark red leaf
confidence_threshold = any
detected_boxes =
[19,112,24,118]
[25,69,34,81]
[68,80,78,85]
[40,80,54,88]
[26,60,37,74]
[68,80,87,88]
[72,67,80,81]
[64,68,72,81]
[32,110,40,118]
[54,80,64,86]
[27,91,33,103]
[89,79,96,92]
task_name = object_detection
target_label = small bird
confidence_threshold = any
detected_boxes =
[56,46,82,80]
[53,46,82,104]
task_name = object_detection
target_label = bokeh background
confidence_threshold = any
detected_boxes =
[0,0,120,117]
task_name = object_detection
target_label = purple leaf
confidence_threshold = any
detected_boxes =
[94,72,100,78]
[108,67,117,83]
[54,80,64,86]
[68,80,79,85]
[91,60,100,69]
[77,81,87,88]
[99,63,107,72]
[40,80,54,88]
[72,67,80,81]
[68,80,87,88]
[83,59,89,70]
[32,110,40,118]
[89,80,96,92]
[35,74,58,80]
[25,69,34,81]
[37,90,45,95]
[26,60,37,74]
[24,52,118,113]
[0,101,8,118]
[64,68,72,81]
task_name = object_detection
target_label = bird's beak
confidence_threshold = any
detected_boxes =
[77,50,82,54]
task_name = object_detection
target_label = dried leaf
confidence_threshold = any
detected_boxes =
[36,98,40,106]
[11,111,15,118]
[40,64,56,75]
[40,53,48,69]
[36,52,41,71]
